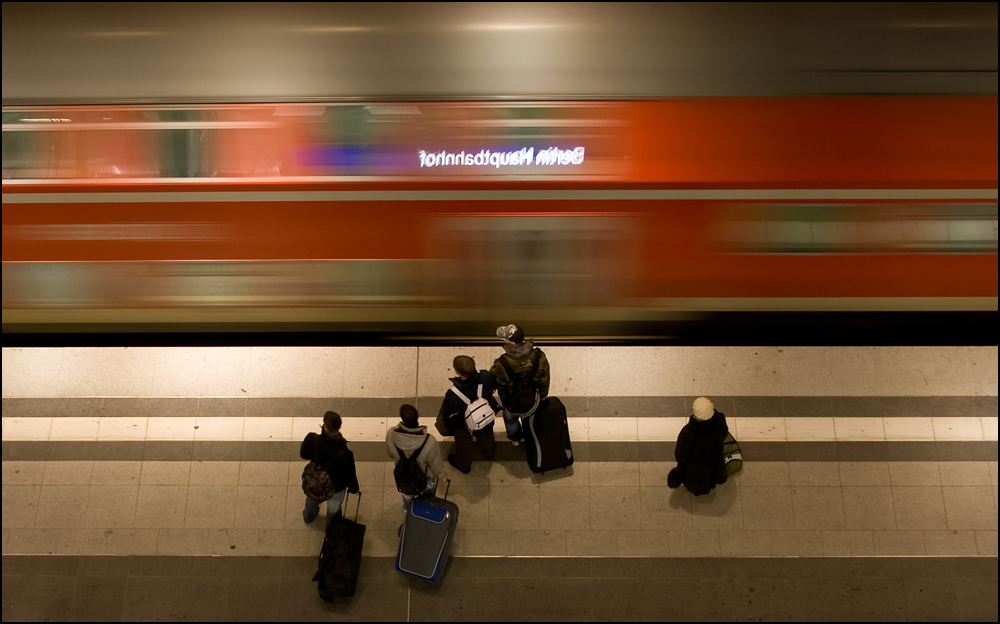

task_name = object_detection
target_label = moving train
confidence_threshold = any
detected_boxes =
[2,4,997,344]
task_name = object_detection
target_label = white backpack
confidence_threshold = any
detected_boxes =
[449,383,496,432]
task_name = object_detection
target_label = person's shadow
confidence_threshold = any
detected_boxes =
[669,479,738,516]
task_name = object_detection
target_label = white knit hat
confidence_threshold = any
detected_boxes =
[692,397,715,421]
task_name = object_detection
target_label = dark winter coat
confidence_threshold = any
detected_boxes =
[300,431,360,494]
[438,370,499,435]
[674,411,729,496]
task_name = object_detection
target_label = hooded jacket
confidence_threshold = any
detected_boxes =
[674,410,729,496]
[300,430,360,494]
[489,340,551,404]
[385,423,448,479]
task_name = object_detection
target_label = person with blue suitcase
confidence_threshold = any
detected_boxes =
[385,404,448,512]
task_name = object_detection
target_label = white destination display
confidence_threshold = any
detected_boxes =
[419,147,585,169]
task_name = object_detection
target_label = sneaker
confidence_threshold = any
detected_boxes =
[448,454,471,475]
[511,440,520,447]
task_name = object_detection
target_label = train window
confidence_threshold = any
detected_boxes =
[202,107,298,177]
[4,102,627,181]
[2,117,81,179]
[297,102,628,178]
[301,105,382,171]
[2,112,35,178]
[2,109,160,179]
[712,203,999,254]
[155,109,205,178]
[2,105,300,180]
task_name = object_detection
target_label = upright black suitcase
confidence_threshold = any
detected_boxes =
[522,397,573,473]
[313,491,365,600]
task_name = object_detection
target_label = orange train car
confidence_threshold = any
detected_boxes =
[2,97,997,341]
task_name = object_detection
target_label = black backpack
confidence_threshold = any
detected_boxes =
[497,350,541,414]
[393,434,430,496]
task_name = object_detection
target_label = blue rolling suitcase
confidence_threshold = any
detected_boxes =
[395,480,458,582]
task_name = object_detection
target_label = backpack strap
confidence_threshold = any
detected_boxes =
[315,435,347,473]
[497,353,516,379]
[396,434,430,461]
[477,383,483,400]
[449,386,472,406]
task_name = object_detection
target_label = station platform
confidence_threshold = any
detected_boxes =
[2,345,997,621]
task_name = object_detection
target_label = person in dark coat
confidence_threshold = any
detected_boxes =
[673,397,729,496]
[437,355,498,474]
[300,411,360,528]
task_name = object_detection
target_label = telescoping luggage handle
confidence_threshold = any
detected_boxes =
[342,490,362,522]
[433,478,452,501]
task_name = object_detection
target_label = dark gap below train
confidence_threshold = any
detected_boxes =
[2,312,996,347]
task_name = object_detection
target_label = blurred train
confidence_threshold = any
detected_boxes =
[2,3,997,344]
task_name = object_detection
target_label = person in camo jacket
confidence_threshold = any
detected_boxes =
[489,324,551,446]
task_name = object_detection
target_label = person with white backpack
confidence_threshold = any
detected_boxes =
[436,355,498,474]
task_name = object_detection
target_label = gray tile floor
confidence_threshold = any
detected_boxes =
[2,346,997,621]
[3,458,997,558]
[2,555,996,622]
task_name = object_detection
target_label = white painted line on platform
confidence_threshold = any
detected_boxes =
[10,415,996,444]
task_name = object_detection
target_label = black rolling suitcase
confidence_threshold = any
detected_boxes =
[396,480,458,582]
[313,491,365,600]
[522,397,573,473]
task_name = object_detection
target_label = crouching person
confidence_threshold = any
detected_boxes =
[671,397,729,496]
[438,355,498,474]
[386,404,448,510]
